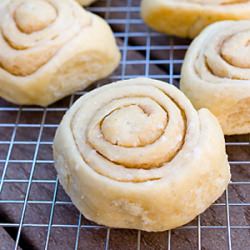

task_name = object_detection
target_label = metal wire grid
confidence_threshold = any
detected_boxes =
[0,0,249,249]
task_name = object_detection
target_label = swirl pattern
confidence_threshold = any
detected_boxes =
[141,0,250,38]
[53,78,230,231]
[0,0,120,106]
[181,21,250,135]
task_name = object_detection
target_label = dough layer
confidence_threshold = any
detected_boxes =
[53,78,230,232]
[77,0,96,6]
[141,0,250,38]
[0,0,120,106]
[181,21,250,135]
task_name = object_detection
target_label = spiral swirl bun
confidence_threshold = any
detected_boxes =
[141,0,250,38]
[0,0,120,106]
[181,21,250,135]
[53,78,230,231]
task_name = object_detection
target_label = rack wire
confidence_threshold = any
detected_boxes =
[0,0,249,249]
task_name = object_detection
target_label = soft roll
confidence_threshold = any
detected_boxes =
[53,78,230,232]
[181,21,250,135]
[0,0,120,106]
[141,0,250,38]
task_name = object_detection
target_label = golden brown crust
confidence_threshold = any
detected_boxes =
[141,0,250,38]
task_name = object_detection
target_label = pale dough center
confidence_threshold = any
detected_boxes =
[101,104,167,147]
[15,0,57,33]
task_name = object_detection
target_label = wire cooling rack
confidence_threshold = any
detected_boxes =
[0,0,249,249]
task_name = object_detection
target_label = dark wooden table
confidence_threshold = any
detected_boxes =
[0,0,250,249]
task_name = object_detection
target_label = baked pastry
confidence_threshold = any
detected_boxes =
[181,21,250,135]
[77,0,96,6]
[53,78,230,232]
[0,0,120,106]
[141,0,250,38]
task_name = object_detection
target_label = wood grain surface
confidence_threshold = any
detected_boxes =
[0,0,250,249]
